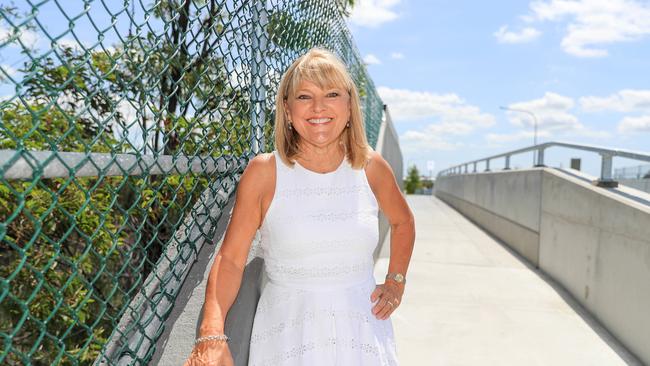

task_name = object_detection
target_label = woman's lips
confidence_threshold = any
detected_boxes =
[307,117,333,125]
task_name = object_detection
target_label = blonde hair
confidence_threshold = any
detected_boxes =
[274,47,371,169]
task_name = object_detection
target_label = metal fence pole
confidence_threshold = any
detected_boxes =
[535,148,545,167]
[597,153,618,187]
[249,0,268,155]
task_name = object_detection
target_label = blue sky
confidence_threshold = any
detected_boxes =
[347,0,650,178]
[2,0,649,178]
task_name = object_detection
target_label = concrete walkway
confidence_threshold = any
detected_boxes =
[373,195,640,366]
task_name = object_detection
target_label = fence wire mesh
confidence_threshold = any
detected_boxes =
[0,1,384,364]
[614,164,650,179]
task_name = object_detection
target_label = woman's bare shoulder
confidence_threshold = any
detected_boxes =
[364,150,393,183]
[246,152,275,171]
[238,153,275,195]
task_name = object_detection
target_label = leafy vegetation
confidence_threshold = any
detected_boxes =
[0,0,367,363]
[404,165,422,194]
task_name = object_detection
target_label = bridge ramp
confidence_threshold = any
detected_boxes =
[373,195,640,365]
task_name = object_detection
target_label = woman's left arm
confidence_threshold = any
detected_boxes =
[365,151,415,320]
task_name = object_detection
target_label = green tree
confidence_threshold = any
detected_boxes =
[0,0,365,364]
[404,165,422,194]
[0,101,210,364]
[0,2,227,363]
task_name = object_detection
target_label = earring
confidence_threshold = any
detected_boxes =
[346,121,350,128]
[288,121,293,130]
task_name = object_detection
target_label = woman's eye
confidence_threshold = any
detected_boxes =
[297,95,311,100]
[327,92,340,98]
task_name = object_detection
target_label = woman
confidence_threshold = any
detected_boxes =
[185,48,415,365]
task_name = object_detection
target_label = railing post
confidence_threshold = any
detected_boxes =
[596,153,618,187]
[464,164,468,173]
[249,0,268,155]
[473,162,477,173]
[504,155,511,170]
[535,147,545,167]
[485,159,491,172]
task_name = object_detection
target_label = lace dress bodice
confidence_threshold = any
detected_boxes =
[248,151,398,366]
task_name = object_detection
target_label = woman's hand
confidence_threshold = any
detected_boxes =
[370,281,404,320]
[183,340,234,366]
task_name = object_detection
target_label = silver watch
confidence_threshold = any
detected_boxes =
[385,273,406,284]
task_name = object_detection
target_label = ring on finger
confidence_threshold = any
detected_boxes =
[387,301,394,307]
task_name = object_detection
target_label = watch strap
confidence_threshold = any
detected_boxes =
[385,272,406,284]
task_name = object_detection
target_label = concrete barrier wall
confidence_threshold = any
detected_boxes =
[434,170,543,265]
[435,169,650,365]
[375,107,403,259]
[376,107,404,190]
[539,169,650,365]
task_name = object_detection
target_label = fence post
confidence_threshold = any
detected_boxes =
[596,153,619,187]
[504,155,511,170]
[250,0,268,155]
[535,148,545,167]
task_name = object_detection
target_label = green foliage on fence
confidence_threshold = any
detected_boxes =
[0,0,382,364]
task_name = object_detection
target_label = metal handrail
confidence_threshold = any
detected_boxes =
[0,149,250,180]
[437,141,650,187]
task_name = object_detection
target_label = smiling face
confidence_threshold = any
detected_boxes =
[274,48,371,169]
[284,79,351,149]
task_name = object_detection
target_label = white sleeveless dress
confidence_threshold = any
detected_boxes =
[248,151,398,366]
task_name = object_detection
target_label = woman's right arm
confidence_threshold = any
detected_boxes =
[185,154,273,365]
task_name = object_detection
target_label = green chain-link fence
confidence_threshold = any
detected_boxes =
[0,1,384,364]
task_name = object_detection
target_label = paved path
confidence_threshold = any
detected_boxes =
[373,195,640,366]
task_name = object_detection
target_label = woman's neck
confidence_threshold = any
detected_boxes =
[295,142,346,171]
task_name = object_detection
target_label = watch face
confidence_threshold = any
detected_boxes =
[394,274,405,282]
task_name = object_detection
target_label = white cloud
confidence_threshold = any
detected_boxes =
[486,125,608,145]
[0,24,40,49]
[522,0,650,57]
[580,89,650,112]
[363,54,381,65]
[348,0,401,28]
[380,86,495,152]
[506,92,578,129]
[390,52,404,59]
[378,86,495,127]
[400,128,464,153]
[502,92,609,141]
[618,115,650,133]
[486,130,552,145]
[494,25,541,43]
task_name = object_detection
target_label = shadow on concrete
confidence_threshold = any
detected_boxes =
[221,257,264,365]
[151,188,265,366]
